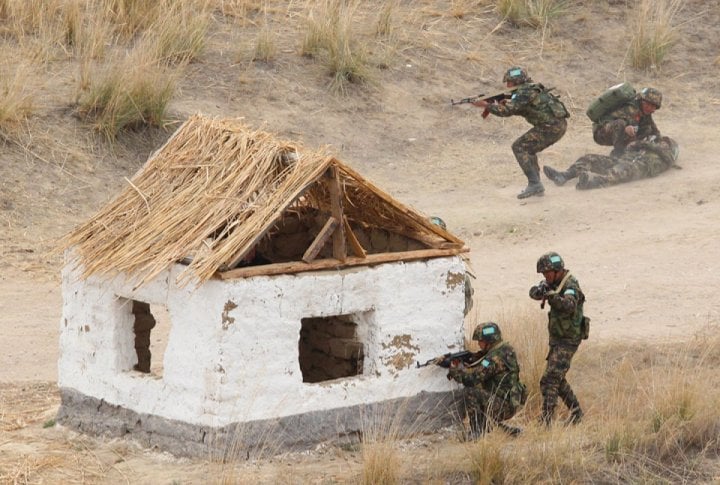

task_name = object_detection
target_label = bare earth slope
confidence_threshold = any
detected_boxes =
[0,0,719,481]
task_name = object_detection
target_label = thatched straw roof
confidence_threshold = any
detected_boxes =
[62,114,464,287]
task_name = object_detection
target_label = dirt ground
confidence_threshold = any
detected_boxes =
[1,0,719,482]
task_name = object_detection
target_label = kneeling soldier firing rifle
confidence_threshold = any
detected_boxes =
[435,322,528,439]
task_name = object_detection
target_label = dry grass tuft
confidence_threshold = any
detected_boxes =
[375,0,396,38]
[628,0,684,70]
[301,0,372,94]
[101,0,165,39]
[253,22,277,63]
[359,401,424,485]
[76,47,178,139]
[0,61,35,133]
[143,2,211,65]
[496,0,569,28]
[465,432,508,484]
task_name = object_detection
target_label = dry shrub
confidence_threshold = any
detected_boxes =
[628,0,684,70]
[635,334,720,463]
[361,441,401,485]
[374,0,396,38]
[253,23,277,63]
[496,0,569,28]
[100,0,165,39]
[480,304,547,414]
[76,48,178,139]
[61,0,82,47]
[142,2,211,65]
[301,0,372,95]
[465,432,508,484]
[209,0,264,19]
[0,61,34,132]
[359,403,407,485]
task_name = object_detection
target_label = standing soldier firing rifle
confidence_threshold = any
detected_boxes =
[472,67,570,200]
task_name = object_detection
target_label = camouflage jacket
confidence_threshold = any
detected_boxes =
[597,97,660,140]
[447,342,524,403]
[618,139,676,176]
[536,272,585,342]
[487,82,569,126]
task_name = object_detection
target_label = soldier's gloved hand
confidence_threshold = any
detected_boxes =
[529,281,548,300]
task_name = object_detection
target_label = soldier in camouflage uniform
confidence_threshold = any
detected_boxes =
[592,87,662,157]
[543,136,679,190]
[473,67,570,199]
[529,252,587,425]
[447,322,527,438]
[430,216,474,316]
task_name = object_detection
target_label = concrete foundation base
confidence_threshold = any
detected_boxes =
[57,387,462,459]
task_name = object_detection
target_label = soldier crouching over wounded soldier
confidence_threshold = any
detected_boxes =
[447,322,528,438]
[543,136,679,190]
[592,87,662,157]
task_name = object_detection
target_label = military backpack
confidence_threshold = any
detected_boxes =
[586,82,636,122]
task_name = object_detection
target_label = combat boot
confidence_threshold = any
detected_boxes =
[497,422,523,436]
[517,182,545,199]
[543,166,568,186]
[567,407,584,425]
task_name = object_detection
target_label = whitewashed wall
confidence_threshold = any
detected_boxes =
[59,256,467,428]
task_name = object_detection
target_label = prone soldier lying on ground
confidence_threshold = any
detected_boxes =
[543,136,679,190]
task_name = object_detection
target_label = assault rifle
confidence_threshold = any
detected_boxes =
[450,92,513,118]
[450,94,485,106]
[536,280,551,309]
[416,350,482,369]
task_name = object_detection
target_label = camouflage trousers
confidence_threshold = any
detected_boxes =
[462,386,517,436]
[592,119,632,156]
[512,118,567,183]
[571,154,662,190]
[540,340,581,423]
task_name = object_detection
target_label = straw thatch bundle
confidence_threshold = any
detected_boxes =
[62,114,460,287]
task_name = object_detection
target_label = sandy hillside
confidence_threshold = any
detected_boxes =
[1,0,719,482]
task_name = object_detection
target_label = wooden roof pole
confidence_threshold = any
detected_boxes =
[327,164,347,262]
[219,247,469,279]
[344,216,367,258]
[302,216,339,263]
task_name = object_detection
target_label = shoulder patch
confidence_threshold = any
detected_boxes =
[481,359,491,368]
[564,288,576,296]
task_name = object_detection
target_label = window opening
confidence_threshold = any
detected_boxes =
[299,315,364,383]
[131,300,170,375]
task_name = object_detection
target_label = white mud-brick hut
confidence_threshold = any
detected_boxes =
[58,114,471,458]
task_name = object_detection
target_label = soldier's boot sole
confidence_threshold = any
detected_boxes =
[543,166,567,186]
[517,183,545,199]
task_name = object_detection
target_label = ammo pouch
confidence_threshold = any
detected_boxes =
[549,94,570,119]
[580,316,590,340]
